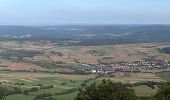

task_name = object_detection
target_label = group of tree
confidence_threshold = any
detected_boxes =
[159,47,170,54]
[0,49,43,60]
[23,85,54,95]
[0,87,22,100]
[40,85,54,89]
[75,79,170,100]
[154,81,170,100]
[75,79,136,100]
[34,93,57,100]
[23,87,39,95]
[0,87,7,100]
[50,51,63,57]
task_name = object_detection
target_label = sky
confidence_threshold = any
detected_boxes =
[0,0,170,25]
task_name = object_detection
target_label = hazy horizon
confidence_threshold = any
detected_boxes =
[0,0,170,25]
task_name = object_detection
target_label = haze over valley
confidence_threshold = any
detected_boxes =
[0,0,170,100]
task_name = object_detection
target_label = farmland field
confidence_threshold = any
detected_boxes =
[133,85,157,97]
[0,41,170,99]
[0,71,165,100]
[156,72,170,81]
[0,71,97,100]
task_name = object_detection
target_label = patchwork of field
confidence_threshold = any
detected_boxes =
[0,41,170,64]
[0,41,170,99]
[0,71,169,100]
[0,71,97,100]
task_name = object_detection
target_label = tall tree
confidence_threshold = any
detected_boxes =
[154,81,170,100]
[75,79,137,100]
[0,87,8,100]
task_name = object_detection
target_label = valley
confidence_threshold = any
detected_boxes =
[0,40,169,99]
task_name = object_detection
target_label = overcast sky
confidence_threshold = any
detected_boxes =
[0,0,170,25]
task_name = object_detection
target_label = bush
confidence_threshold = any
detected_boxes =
[30,87,38,92]
[34,93,57,100]
[33,84,42,86]
[14,82,24,85]
[60,82,66,86]
[23,90,29,95]
[40,85,54,89]
[23,87,39,95]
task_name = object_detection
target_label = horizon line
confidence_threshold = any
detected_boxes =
[0,24,170,27]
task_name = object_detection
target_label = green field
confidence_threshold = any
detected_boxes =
[156,72,170,81]
[0,70,99,100]
[0,70,167,100]
[133,85,157,97]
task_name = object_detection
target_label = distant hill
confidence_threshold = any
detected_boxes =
[0,25,170,45]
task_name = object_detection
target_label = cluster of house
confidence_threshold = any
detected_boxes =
[78,60,170,74]
[33,41,57,47]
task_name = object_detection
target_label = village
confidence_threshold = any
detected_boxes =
[78,59,170,74]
